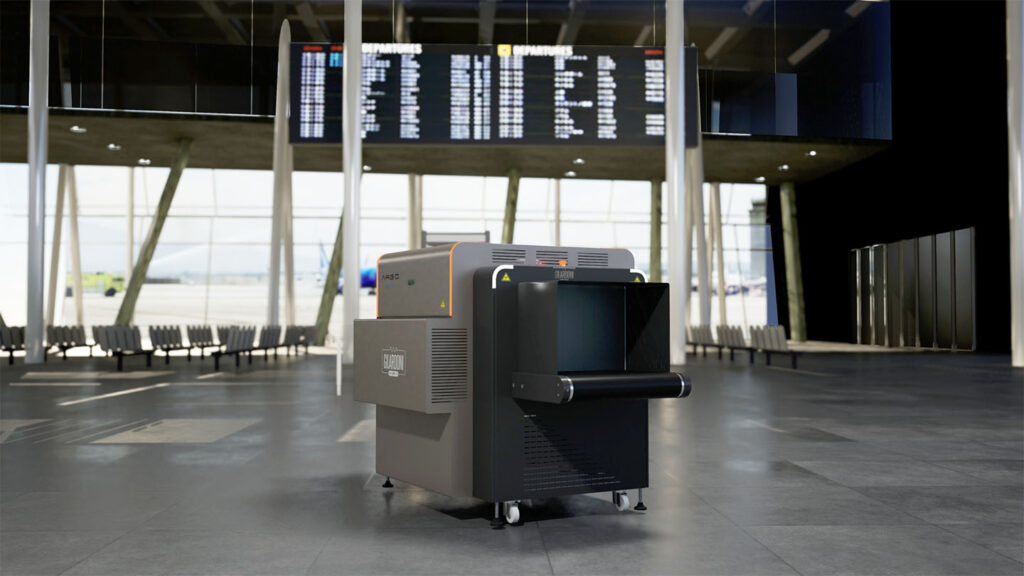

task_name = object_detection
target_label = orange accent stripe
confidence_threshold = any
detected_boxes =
[375,253,384,319]
[448,243,460,317]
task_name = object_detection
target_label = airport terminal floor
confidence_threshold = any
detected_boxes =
[1,351,1021,575]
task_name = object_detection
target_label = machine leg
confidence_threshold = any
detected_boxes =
[187,349,192,362]
[382,476,394,488]
[117,354,123,372]
[146,353,152,368]
[235,354,240,368]
[165,351,170,365]
[248,351,253,365]
[634,488,647,511]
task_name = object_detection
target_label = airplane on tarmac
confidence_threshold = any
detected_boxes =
[316,244,377,294]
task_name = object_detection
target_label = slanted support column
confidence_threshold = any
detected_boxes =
[710,182,727,326]
[46,165,67,327]
[1009,0,1024,367]
[126,167,134,288]
[68,167,83,325]
[780,181,806,341]
[341,0,363,363]
[502,168,520,244]
[25,0,50,363]
[315,211,343,346]
[665,0,688,364]
[115,138,193,326]
[650,179,662,283]
[283,148,295,326]
[408,174,422,249]
[268,21,292,327]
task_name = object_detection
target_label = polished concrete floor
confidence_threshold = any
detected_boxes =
[1,351,1022,575]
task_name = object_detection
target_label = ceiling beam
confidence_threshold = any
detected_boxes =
[556,0,587,46]
[196,1,247,45]
[108,2,167,41]
[296,2,329,42]
[479,0,497,44]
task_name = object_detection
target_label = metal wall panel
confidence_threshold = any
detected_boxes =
[935,232,954,348]
[860,247,872,345]
[918,236,935,348]
[900,239,918,347]
[849,250,860,344]
[954,228,975,350]
[886,242,900,347]
[872,244,886,346]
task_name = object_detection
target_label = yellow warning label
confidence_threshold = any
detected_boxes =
[634,276,642,283]
[497,44,512,56]
[440,300,446,309]
[501,272,511,282]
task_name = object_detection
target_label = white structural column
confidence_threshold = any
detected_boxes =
[46,165,67,328]
[691,156,709,325]
[126,168,134,286]
[408,174,423,249]
[710,182,727,326]
[1009,0,1024,367]
[26,0,50,363]
[780,181,806,341]
[268,21,292,327]
[67,166,84,325]
[665,0,688,364]
[283,145,295,326]
[554,179,562,246]
[341,0,363,363]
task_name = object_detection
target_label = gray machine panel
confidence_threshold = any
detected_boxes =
[356,243,635,501]
[935,232,954,349]
[954,228,975,350]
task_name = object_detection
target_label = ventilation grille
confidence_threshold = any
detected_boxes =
[522,417,618,492]
[491,248,526,264]
[576,252,609,268]
[430,328,468,403]
[535,250,570,267]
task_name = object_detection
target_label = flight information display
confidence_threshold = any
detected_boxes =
[289,43,667,146]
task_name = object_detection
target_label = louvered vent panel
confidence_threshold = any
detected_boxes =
[576,252,609,268]
[522,417,618,492]
[535,250,569,266]
[491,248,526,264]
[430,328,468,403]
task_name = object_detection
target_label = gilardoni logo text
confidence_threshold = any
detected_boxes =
[381,348,406,378]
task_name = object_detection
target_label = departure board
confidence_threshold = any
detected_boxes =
[289,43,667,146]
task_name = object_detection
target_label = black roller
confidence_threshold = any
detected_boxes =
[511,371,690,404]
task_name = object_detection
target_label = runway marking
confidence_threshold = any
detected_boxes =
[766,366,832,377]
[196,372,226,380]
[57,383,170,406]
[92,418,261,444]
[11,381,101,387]
[3,419,83,443]
[338,419,375,443]
[0,419,50,443]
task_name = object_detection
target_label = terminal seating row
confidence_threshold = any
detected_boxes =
[93,326,155,371]
[46,325,98,359]
[0,324,317,370]
[1,326,25,365]
[688,324,800,369]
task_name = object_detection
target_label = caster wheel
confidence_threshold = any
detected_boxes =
[613,491,630,512]
[503,501,520,525]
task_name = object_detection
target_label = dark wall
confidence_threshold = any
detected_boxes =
[782,0,1011,352]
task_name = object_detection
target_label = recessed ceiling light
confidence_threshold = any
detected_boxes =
[564,171,577,178]
[107,143,122,151]
[778,164,790,172]
[572,158,586,165]
[805,150,817,157]
[137,158,151,166]
[754,176,766,183]
[363,165,372,171]
[69,125,87,134]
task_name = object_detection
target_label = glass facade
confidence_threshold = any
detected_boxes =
[0,163,771,339]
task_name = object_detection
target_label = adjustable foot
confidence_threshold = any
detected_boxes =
[382,476,394,488]
[634,488,647,511]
